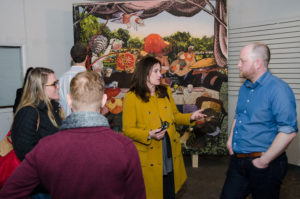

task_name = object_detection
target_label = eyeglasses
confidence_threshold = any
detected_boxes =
[45,80,59,87]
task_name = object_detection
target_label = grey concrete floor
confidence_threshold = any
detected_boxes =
[176,155,300,199]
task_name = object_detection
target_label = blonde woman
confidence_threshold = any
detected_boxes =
[11,67,64,198]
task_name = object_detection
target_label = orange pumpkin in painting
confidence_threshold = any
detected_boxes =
[144,33,167,56]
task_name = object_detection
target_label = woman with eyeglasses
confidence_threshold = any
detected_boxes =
[11,67,64,199]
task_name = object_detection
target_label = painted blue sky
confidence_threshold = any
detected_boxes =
[97,6,214,39]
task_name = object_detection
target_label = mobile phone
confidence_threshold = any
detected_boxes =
[155,121,170,134]
[161,121,170,131]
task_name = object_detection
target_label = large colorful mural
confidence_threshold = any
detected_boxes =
[73,0,228,155]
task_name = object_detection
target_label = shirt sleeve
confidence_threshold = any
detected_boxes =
[59,75,70,116]
[272,83,298,134]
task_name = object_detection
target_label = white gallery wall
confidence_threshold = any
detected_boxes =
[0,0,299,165]
[0,0,81,137]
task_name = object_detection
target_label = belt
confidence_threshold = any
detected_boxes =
[235,152,262,158]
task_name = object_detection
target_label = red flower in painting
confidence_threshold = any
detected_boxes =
[116,52,136,73]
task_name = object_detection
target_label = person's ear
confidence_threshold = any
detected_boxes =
[67,94,72,109]
[255,58,263,69]
[101,94,107,108]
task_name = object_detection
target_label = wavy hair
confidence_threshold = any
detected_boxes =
[16,67,64,127]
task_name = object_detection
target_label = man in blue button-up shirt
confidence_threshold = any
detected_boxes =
[221,42,298,199]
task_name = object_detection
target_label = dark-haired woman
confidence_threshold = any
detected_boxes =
[122,56,205,199]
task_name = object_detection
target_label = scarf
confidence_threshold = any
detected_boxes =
[59,111,109,131]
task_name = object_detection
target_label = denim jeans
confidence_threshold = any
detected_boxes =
[30,193,51,199]
[220,152,288,199]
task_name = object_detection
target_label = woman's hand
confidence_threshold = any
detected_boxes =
[190,108,206,121]
[149,128,167,141]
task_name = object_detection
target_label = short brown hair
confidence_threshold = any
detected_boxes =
[70,43,88,63]
[70,71,105,111]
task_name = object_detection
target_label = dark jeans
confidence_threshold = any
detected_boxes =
[163,171,175,199]
[30,193,51,199]
[220,152,288,199]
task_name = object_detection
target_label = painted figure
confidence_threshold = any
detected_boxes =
[90,35,116,74]
[111,10,144,31]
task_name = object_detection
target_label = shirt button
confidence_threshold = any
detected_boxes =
[150,164,154,167]
[244,110,247,114]
[247,99,250,103]
[150,146,153,149]
[251,89,254,92]
[235,131,238,134]
[233,142,236,145]
[239,120,242,123]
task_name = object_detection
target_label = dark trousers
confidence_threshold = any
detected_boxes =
[220,153,288,199]
[163,171,175,199]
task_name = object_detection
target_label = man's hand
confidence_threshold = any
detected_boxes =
[252,156,269,169]
[252,132,296,169]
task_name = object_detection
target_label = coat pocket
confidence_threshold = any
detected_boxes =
[134,142,148,166]
[171,132,182,158]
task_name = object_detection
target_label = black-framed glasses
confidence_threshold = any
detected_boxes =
[45,80,59,87]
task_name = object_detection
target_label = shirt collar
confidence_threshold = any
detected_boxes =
[244,71,270,88]
[71,65,86,70]
[59,111,109,130]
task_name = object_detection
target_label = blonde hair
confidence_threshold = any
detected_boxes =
[16,67,64,127]
[70,71,105,111]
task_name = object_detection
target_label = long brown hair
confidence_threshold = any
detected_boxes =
[16,67,64,127]
[130,56,167,102]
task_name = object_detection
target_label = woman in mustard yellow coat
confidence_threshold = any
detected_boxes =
[123,56,205,199]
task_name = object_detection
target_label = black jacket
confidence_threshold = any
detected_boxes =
[11,100,62,161]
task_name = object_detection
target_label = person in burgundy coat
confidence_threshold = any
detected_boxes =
[0,71,146,199]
